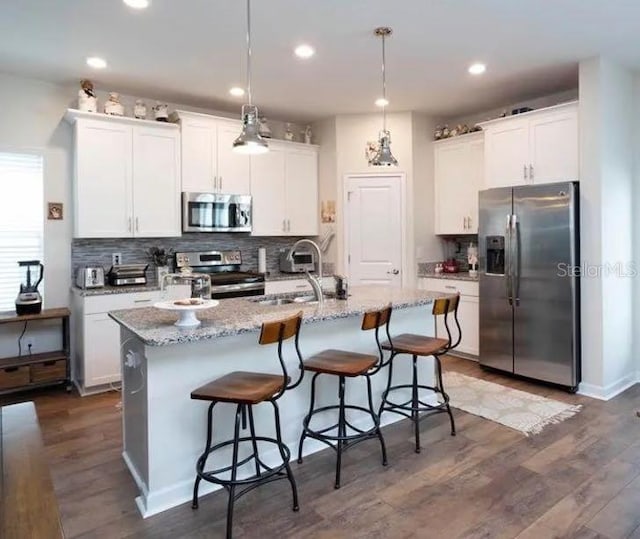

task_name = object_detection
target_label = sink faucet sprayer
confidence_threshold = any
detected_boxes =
[286,239,323,304]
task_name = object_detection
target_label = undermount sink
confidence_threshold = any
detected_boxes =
[255,295,319,306]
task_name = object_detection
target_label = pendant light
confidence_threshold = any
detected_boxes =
[233,0,268,154]
[369,27,398,167]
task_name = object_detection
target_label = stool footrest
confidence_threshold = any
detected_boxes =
[301,404,380,443]
[196,436,291,487]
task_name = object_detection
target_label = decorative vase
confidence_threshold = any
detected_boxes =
[78,79,97,112]
[134,100,147,119]
[258,117,272,138]
[153,102,169,122]
[156,265,170,285]
[104,92,124,116]
[303,125,312,144]
[284,123,294,141]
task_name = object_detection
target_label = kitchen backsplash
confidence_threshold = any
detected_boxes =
[418,235,479,272]
[72,235,331,285]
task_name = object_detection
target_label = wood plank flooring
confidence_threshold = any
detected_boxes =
[2,356,640,538]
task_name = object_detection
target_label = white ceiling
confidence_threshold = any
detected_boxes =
[2,1,640,122]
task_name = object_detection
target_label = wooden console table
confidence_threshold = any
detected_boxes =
[0,402,65,538]
[0,308,71,395]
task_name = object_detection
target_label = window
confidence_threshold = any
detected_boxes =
[0,152,44,312]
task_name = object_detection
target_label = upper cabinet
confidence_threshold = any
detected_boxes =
[434,133,484,235]
[65,110,181,238]
[481,102,578,188]
[172,111,251,195]
[250,142,319,236]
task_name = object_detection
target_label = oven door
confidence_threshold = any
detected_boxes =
[210,282,265,299]
[182,193,252,233]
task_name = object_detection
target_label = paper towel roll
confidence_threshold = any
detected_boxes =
[258,247,267,274]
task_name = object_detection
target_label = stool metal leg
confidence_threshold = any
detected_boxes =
[298,372,320,464]
[226,404,243,539]
[272,400,300,511]
[378,354,395,418]
[192,401,216,510]
[335,375,346,489]
[435,355,456,436]
[247,405,261,477]
[412,355,421,454]
[366,375,387,466]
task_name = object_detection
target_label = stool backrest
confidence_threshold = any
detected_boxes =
[258,311,305,396]
[432,294,462,352]
[361,304,393,372]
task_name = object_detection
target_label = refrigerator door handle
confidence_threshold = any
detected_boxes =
[506,214,513,306]
[512,214,521,306]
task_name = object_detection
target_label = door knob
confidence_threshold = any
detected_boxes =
[387,269,400,275]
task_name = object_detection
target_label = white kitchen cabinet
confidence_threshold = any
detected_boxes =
[419,277,479,358]
[173,111,251,195]
[264,277,336,296]
[66,110,181,238]
[434,133,483,235]
[482,102,578,188]
[251,142,319,236]
[72,286,189,394]
[132,126,181,237]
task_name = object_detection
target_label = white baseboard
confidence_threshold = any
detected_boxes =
[578,373,639,401]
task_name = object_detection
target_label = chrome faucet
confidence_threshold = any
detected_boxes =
[286,239,323,304]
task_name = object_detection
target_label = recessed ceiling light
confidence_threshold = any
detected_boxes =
[294,44,315,59]
[123,0,150,8]
[86,57,107,69]
[229,87,245,97]
[468,63,487,75]
[375,97,389,107]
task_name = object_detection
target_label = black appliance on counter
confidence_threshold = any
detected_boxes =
[175,250,264,299]
[15,260,44,315]
[107,264,148,286]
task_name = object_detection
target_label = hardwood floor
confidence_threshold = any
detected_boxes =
[2,356,640,539]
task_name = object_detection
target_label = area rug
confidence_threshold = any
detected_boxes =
[442,371,582,436]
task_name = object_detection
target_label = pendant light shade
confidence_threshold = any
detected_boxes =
[369,27,398,167]
[233,0,268,154]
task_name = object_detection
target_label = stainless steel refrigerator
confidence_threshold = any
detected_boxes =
[478,182,580,390]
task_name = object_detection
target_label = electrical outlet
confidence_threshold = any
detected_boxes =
[112,253,122,265]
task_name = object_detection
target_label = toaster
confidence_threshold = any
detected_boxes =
[76,266,105,289]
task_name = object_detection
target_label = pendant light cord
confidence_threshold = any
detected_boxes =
[245,0,252,105]
[381,31,387,132]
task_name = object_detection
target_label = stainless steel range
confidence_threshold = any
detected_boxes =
[175,250,265,299]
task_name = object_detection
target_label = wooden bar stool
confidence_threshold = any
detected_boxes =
[379,295,461,453]
[297,305,392,489]
[191,312,304,539]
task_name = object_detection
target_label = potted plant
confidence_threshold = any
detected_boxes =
[147,246,175,284]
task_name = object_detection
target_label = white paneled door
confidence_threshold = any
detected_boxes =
[345,174,404,286]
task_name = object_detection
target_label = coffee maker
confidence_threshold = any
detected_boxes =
[15,260,43,315]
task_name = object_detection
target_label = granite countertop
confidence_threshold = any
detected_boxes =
[71,284,162,296]
[418,271,479,282]
[109,286,444,347]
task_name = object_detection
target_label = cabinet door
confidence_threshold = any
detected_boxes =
[285,149,319,236]
[83,313,121,387]
[467,138,484,233]
[181,116,217,193]
[216,120,251,195]
[250,148,287,236]
[484,119,529,188]
[435,141,470,235]
[132,127,181,237]
[74,120,133,238]
[529,106,578,184]
[435,295,479,357]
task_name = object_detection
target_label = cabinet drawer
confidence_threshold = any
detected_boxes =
[264,277,335,296]
[0,366,30,390]
[84,291,160,314]
[421,278,479,297]
[31,360,67,384]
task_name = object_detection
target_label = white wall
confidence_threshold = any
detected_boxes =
[578,57,636,398]
[634,74,640,382]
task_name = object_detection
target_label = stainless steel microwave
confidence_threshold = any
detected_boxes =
[182,193,252,233]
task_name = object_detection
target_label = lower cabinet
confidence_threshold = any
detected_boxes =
[73,286,188,394]
[418,278,479,358]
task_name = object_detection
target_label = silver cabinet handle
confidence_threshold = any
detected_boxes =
[282,219,286,232]
[134,299,152,304]
[295,284,307,289]
[463,217,467,230]
[135,217,139,232]
[213,176,217,191]
[468,216,472,230]
[445,285,457,290]
[127,217,132,232]
[219,176,223,191]
[287,219,291,232]
[529,164,534,181]
[523,165,527,181]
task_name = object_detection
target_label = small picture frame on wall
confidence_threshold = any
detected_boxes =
[47,202,63,220]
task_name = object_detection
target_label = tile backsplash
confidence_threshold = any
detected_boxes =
[419,236,478,272]
[72,234,327,285]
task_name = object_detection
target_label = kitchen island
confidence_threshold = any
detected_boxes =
[109,286,444,517]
